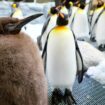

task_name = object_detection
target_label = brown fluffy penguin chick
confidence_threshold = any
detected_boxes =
[0,17,48,105]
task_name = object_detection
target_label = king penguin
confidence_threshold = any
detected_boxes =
[89,0,105,42]
[61,0,73,17]
[11,2,23,19]
[71,0,90,41]
[42,12,86,105]
[37,6,60,50]
[95,2,105,51]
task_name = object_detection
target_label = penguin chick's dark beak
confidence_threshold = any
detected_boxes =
[4,13,43,34]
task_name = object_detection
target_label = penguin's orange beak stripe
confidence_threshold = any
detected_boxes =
[59,13,64,18]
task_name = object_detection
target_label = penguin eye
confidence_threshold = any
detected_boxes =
[59,13,64,19]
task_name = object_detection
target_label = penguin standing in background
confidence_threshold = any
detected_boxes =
[95,2,105,51]
[89,0,105,42]
[61,0,73,16]
[37,6,60,50]
[42,12,85,105]
[11,2,23,19]
[71,0,90,41]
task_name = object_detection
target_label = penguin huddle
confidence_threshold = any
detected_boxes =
[88,0,105,51]
[1,0,105,105]
[37,0,87,105]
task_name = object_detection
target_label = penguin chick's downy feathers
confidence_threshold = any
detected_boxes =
[0,17,48,105]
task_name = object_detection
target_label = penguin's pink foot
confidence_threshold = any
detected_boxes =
[51,88,63,105]
[64,89,76,105]
[90,36,96,42]
[98,44,105,51]
[37,36,42,50]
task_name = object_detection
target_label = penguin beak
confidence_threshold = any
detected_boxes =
[56,5,61,9]
[62,0,66,5]
[59,13,64,19]
[15,13,43,29]
[5,13,43,34]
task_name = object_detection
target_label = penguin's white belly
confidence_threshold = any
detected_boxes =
[91,9,103,37]
[96,11,105,45]
[12,9,23,19]
[72,10,89,38]
[47,28,77,89]
[41,15,57,49]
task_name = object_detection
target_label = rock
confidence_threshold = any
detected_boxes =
[87,60,105,84]
[78,41,105,69]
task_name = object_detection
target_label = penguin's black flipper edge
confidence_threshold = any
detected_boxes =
[41,16,51,35]
[37,16,50,50]
[10,13,14,17]
[71,30,86,83]
[76,50,84,83]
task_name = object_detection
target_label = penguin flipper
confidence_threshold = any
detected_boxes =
[76,49,84,83]
[41,16,51,35]
[37,16,50,50]
[72,30,86,83]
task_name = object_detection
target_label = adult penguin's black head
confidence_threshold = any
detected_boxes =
[74,0,86,9]
[79,2,86,9]
[57,13,69,26]
[61,0,74,9]
[50,6,61,15]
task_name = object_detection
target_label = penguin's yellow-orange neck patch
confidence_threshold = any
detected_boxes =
[52,26,70,35]
[90,10,94,15]
[77,8,84,14]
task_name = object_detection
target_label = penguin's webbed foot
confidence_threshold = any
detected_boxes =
[64,89,76,105]
[51,88,63,105]
[90,36,96,42]
[98,44,105,51]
